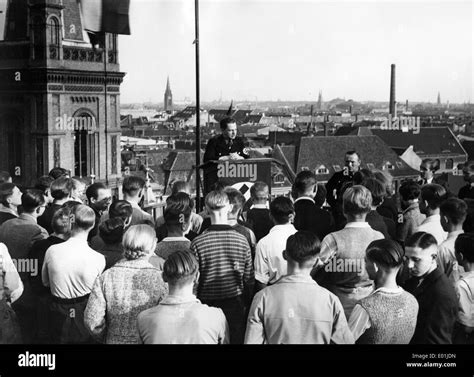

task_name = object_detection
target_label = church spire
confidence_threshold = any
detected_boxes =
[164,76,173,112]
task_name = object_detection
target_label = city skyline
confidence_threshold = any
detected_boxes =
[0,0,472,104]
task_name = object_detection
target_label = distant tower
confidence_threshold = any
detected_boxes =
[406,99,409,112]
[164,76,173,112]
[437,92,441,106]
[317,90,323,110]
[389,64,396,116]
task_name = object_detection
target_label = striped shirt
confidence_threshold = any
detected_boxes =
[190,224,254,301]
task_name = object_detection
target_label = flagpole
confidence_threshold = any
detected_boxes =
[194,0,201,211]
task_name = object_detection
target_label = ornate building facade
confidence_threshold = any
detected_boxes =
[0,0,125,188]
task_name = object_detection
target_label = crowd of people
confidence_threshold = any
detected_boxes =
[0,149,474,345]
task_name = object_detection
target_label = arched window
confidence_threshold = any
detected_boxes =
[73,112,96,177]
[48,16,60,46]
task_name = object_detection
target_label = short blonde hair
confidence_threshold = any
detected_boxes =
[343,185,372,216]
[205,190,229,211]
[122,225,157,260]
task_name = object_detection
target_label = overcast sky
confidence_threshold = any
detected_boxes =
[0,0,473,104]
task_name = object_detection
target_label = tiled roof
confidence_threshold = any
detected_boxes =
[370,127,466,157]
[460,139,474,161]
[296,135,420,181]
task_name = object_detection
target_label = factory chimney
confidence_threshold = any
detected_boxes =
[389,64,396,116]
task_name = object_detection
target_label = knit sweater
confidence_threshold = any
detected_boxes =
[190,225,254,301]
[83,258,168,344]
[357,289,419,344]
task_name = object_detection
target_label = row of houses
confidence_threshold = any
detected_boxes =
[122,126,468,199]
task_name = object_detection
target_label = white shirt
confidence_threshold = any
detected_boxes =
[254,223,297,285]
[415,214,448,245]
[456,271,474,327]
[42,237,105,299]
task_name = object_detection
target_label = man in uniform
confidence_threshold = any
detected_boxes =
[203,117,250,194]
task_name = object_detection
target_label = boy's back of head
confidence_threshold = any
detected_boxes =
[205,190,229,211]
[342,185,372,216]
[50,177,73,200]
[71,204,96,232]
[21,189,45,213]
[420,184,447,210]
[224,187,245,217]
[399,180,421,202]
[250,181,269,204]
[455,233,474,263]
[293,171,317,197]
[164,202,192,230]
[163,250,199,285]
[440,198,467,226]
[270,196,294,225]
[285,231,321,266]
[122,176,145,197]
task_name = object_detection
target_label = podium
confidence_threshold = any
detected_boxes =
[200,158,273,198]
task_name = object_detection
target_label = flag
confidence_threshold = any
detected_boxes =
[80,0,131,35]
[227,100,234,116]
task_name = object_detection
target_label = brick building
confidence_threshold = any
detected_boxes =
[0,0,124,189]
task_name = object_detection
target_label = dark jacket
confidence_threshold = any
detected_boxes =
[293,198,334,241]
[325,170,353,209]
[203,135,249,162]
[38,203,62,234]
[403,267,458,344]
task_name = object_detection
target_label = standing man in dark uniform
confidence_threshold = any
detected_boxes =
[204,117,250,162]
[203,117,250,193]
[325,150,361,228]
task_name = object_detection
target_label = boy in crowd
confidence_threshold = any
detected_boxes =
[224,187,256,258]
[149,202,192,270]
[29,207,73,343]
[453,234,474,344]
[155,193,199,242]
[38,177,73,234]
[254,196,297,292]
[190,190,254,344]
[292,170,333,241]
[397,180,425,245]
[348,239,418,344]
[155,181,203,235]
[245,231,354,344]
[122,176,154,227]
[311,185,384,319]
[245,182,273,242]
[403,232,458,344]
[42,204,105,343]
[0,189,48,342]
[416,183,448,245]
[362,178,395,239]
[438,198,467,286]
[138,250,229,344]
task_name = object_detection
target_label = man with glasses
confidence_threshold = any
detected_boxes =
[85,182,112,241]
